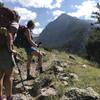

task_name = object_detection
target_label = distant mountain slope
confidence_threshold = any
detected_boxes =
[38,14,92,53]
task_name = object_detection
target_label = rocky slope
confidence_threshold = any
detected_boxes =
[5,49,100,100]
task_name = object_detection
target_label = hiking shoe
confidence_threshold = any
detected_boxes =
[36,66,43,73]
[0,96,3,100]
[7,96,13,100]
[27,75,35,80]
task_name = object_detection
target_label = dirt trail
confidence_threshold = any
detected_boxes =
[11,52,57,100]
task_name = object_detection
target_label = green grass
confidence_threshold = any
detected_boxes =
[14,47,27,60]
[47,50,100,94]
[58,53,100,94]
[66,66,100,93]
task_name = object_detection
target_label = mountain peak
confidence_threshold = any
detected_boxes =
[56,13,75,21]
[58,13,71,18]
[38,13,91,53]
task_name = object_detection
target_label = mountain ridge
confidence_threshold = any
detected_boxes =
[38,13,92,54]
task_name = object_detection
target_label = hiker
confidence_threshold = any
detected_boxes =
[24,20,43,79]
[0,8,20,100]
[0,27,18,100]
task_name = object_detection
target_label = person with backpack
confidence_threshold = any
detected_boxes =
[0,7,20,100]
[23,20,43,79]
[0,27,18,100]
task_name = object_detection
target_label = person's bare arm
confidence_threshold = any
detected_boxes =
[7,33,18,55]
[7,33,13,52]
[24,29,37,47]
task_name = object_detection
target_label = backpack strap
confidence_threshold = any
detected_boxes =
[6,32,13,51]
[0,27,13,51]
[0,27,8,48]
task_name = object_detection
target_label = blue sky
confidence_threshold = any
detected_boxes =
[1,0,100,34]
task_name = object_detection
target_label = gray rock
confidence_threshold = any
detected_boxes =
[63,81,69,86]
[56,66,64,72]
[60,76,69,81]
[82,64,87,68]
[61,87,100,100]
[60,62,69,68]
[40,87,57,96]
[69,73,79,81]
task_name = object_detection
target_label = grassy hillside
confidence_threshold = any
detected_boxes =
[14,47,100,99]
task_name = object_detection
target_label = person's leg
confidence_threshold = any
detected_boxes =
[26,54,33,78]
[37,52,42,67]
[3,68,13,100]
[31,50,43,73]
[0,71,4,99]
[26,47,43,77]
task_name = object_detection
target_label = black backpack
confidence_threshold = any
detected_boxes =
[14,25,30,48]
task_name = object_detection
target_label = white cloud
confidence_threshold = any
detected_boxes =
[52,10,65,19]
[35,22,41,27]
[54,0,64,8]
[0,0,3,2]
[68,0,98,20]
[14,7,37,21]
[4,0,63,9]
[33,27,43,34]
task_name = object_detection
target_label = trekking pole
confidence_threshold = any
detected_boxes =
[15,61,26,91]
[16,62,32,100]
[14,55,27,91]
[14,55,31,100]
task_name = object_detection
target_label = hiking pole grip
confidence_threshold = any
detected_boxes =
[37,42,42,47]
[37,42,46,56]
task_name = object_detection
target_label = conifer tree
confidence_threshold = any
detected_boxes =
[86,3,100,63]
[0,2,4,7]
[91,3,100,23]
